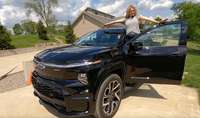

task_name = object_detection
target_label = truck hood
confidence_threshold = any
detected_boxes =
[34,45,113,63]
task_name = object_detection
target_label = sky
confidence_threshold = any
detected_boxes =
[0,0,200,32]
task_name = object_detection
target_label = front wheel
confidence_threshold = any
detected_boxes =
[95,74,123,118]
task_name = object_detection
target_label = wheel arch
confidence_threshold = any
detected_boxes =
[93,61,126,101]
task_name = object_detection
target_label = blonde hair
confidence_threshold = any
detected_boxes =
[125,5,137,18]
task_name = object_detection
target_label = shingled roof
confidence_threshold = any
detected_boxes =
[72,7,125,28]
[84,11,125,27]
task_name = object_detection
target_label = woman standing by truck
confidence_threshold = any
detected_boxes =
[102,5,168,42]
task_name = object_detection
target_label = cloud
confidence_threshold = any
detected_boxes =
[54,7,63,12]
[79,0,91,11]
[155,15,164,19]
[55,0,91,24]
[95,0,118,6]
[169,13,178,21]
[0,5,25,25]
[137,0,153,11]
[96,0,125,14]
[149,16,154,19]
[0,4,39,30]
[150,0,174,11]
[186,0,200,3]
[95,0,129,17]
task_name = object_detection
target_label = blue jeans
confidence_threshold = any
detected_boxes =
[125,34,137,43]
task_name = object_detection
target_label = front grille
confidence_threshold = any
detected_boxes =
[32,77,64,101]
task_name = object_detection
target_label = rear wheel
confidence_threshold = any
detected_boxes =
[95,74,123,118]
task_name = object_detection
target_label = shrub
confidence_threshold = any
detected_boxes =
[13,23,24,35]
[0,25,12,50]
[65,20,76,43]
[37,21,48,40]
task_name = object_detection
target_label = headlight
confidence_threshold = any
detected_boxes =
[64,62,93,68]
[78,73,88,85]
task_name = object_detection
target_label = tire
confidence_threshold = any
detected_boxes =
[95,74,123,118]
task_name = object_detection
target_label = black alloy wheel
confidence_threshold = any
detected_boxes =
[95,74,123,118]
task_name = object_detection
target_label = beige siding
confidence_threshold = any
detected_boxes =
[73,14,104,38]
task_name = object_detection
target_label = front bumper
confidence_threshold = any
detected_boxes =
[31,71,95,117]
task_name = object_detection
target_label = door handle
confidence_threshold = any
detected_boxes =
[170,54,183,59]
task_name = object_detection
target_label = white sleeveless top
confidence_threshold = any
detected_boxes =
[125,14,141,34]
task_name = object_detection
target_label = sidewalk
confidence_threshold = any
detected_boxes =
[0,44,71,78]
[0,51,41,77]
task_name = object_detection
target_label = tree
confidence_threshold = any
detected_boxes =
[146,17,162,27]
[37,20,48,40]
[171,1,195,20]
[155,17,162,22]
[185,5,200,39]
[21,19,37,34]
[139,22,145,30]
[171,1,200,39]
[25,0,58,34]
[0,24,12,50]
[56,24,65,34]
[65,20,76,43]
[13,23,24,35]
[48,24,66,34]
[48,25,57,34]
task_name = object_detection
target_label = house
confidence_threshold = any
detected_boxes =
[71,7,125,38]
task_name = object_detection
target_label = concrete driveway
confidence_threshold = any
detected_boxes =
[0,84,199,118]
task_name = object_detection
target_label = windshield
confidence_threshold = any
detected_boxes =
[74,30,122,46]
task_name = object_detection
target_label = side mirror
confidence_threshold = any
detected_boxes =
[130,41,143,51]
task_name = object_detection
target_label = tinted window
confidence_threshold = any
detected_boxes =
[74,31,122,46]
[136,24,181,46]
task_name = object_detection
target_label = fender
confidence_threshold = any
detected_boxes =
[93,60,126,100]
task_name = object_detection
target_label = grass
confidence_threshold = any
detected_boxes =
[57,36,66,43]
[49,34,66,43]
[182,40,200,104]
[10,35,58,49]
[161,40,168,46]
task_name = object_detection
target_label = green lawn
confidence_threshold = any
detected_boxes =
[182,40,200,104]
[57,36,66,43]
[49,34,66,43]
[10,35,58,48]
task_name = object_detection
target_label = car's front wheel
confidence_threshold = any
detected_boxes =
[95,74,123,118]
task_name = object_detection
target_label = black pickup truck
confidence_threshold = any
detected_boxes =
[32,20,187,118]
